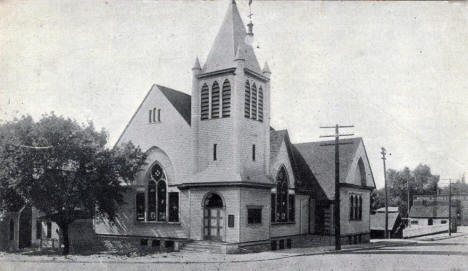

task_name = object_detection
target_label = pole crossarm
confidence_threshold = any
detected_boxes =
[320,142,354,147]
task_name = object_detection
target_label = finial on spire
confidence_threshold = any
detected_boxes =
[262,61,271,75]
[192,57,201,70]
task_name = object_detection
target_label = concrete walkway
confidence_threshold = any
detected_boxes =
[0,242,388,264]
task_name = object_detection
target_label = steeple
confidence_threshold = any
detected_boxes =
[202,0,261,74]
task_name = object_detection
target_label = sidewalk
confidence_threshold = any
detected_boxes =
[0,241,388,264]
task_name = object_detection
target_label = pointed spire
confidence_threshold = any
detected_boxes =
[202,0,261,73]
[262,61,271,75]
[192,57,201,70]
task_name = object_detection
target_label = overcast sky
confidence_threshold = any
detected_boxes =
[1,0,467,189]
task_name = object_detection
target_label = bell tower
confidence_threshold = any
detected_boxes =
[191,0,271,184]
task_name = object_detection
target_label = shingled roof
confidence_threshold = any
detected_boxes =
[371,212,400,231]
[293,138,363,200]
[157,85,191,125]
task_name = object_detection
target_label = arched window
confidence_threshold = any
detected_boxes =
[200,83,209,120]
[148,163,168,221]
[222,79,231,118]
[276,166,289,222]
[244,81,251,118]
[349,195,354,220]
[147,180,157,221]
[358,158,366,187]
[258,86,263,122]
[9,219,14,241]
[157,180,167,221]
[211,81,220,119]
[251,83,257,120]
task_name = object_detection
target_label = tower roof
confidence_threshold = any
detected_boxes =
[202,1,261,73]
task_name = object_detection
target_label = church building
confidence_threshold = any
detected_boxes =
[93,1,376,253]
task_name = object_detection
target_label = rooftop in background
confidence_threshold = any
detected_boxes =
[414,193,468,201]
[370,212,400,231]
[375,207,399,213]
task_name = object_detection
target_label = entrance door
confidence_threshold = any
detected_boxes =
[203,193,224,241]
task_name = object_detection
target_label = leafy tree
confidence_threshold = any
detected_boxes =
[371,164,439,217]
[0,114,146,254]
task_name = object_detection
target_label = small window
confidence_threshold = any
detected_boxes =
[271,240,277,251]
[136,192,146,221]
[36,221,42,239]
[213,144,217,161]
[247,207,262,224]
[279,239,285,249]
[152,108,156,123]
[46,222,52,238]
[152,240,160,247]
[157,109,161,122]
[168,192,179,222]
[140,239,148,246]
[165,240,174,249]
[228,215,235,228]
[149,110,152,123]
[411,220,419,225]
[252,144,256,161]
[428,218,433,225]
[286,239,292,249]
[441,220,447,224]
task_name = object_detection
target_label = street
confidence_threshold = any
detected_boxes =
[1,234,468,271]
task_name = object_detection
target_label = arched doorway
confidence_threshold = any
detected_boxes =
[203,193,224,241]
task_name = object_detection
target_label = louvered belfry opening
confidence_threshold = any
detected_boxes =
[251,83,257,120]
[211,81,220,119]
[244,80,251,118]
[200,83,209,120]
[222,79,231,118]
[258,87,263,122]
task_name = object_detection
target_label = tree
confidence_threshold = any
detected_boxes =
[371,164,439,218]
[0,114,146,254]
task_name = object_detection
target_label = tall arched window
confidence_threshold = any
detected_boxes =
[358,158,366,187]
[349,196,354,220]
[157,180,167,221]
[147,180,157,221]
[222,79,231,118]
[9,219,14,241]
[251,83,257,120]
[276,166,289,222]
[244,81,251,118]
[258,86,263,122]
[211,81,220,119]
[200,83,209,120]
[149,163,167,222]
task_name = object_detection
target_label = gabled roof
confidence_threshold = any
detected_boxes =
[115,84,191,147]
[157,85,191,125]
[202,1,261,74]
[293,138,365,200]
[371,212,400,231]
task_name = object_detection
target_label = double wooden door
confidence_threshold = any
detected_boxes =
[203,208,223,241]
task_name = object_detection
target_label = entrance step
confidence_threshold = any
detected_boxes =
[180,241,226,253]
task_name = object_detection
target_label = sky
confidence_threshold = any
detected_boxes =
[1,0,467,189]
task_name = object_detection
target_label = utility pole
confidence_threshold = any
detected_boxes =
[440,178,453,236]
[449,179,452,236]
[381,147,389,239]
[407,176,411,221]
[320,124,354,251]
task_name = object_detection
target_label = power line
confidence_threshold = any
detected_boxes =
[320,124,354,251]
